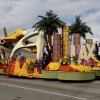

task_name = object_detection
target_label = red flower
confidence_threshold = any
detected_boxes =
[0,64,4,69]
[45,66,50,71]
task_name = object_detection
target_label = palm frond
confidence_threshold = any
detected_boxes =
[32,10,66,34]
[69,15,93,39]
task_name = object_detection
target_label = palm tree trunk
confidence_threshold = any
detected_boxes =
[47,31,52,47]
[44,32,47,42]
[73,33,81,56]
[47,31,52,62]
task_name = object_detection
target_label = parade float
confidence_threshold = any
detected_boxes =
[57,56,95,81]
[0,26,100,81]
[0,28,35,75]
[42,26,96,81]
[1,11,100,81]
[43,55,96,81]
[4,30,45,78]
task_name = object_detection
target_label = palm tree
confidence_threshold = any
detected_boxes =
[32,10,66,47]
[69,15,93,39]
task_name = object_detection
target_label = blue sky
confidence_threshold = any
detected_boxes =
[0,0,100,44]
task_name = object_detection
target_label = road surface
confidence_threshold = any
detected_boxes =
[0,75,100,100]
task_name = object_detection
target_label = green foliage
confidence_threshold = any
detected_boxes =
[26,58,36,73]
[71,56,78,65]
[59,55,69,66]
[0,59,8,73]
[69,15,93,39]
[27,62,35,73]
[32,10,66,34]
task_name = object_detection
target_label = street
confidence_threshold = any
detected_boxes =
[0,75,100,100]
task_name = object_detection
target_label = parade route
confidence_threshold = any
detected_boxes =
[0,75,100,100]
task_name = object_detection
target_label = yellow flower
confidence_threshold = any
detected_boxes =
[64,56,67,59]
[63,62,65,64]
[59,59,62,63]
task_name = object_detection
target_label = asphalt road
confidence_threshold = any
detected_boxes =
[0,75,100,100]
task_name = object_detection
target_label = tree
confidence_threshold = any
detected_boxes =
[32,10,66,47]
[69,15,93,39]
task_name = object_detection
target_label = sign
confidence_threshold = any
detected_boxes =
[69,44,95,63]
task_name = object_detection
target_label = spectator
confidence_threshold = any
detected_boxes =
[99,43,100,55]
[94,41,99,58]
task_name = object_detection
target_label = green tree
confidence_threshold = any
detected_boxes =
[69,15,93,39]
[32,10,66,47]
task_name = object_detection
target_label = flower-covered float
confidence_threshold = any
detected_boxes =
[42,56,69,79]
[89,57,100,77]
[77,57,100,78]
[43,56,96,81]
[0,62,4,74]
[42,62,60,79]
[5,56,42,78]
[0,59,8,74]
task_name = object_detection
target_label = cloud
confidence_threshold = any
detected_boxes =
[0,0,100,44]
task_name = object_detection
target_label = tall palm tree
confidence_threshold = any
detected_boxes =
[32,10,66,47]
[69,15,93,39]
